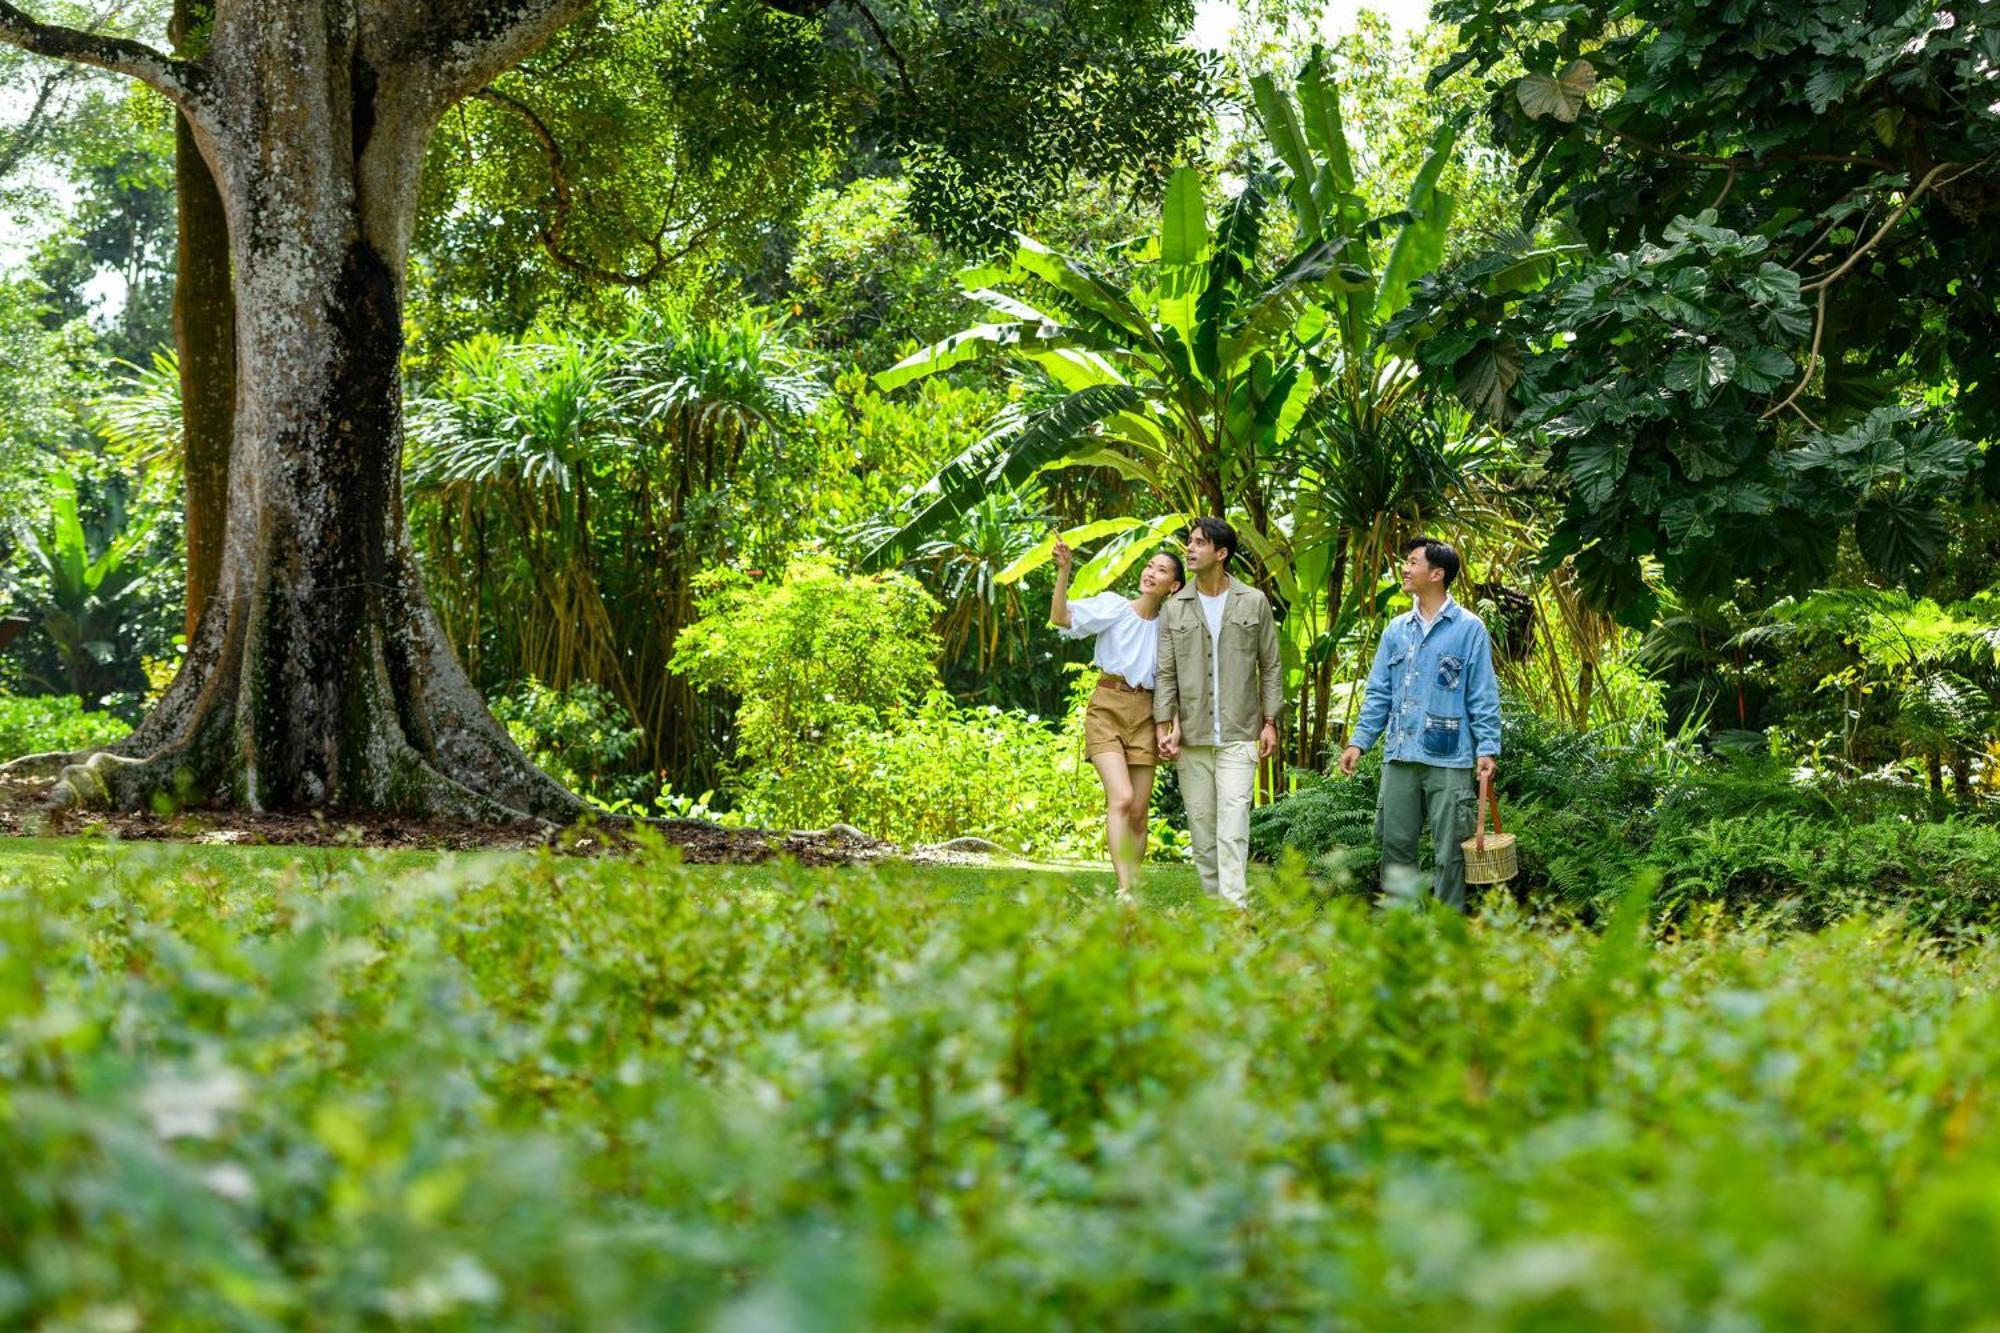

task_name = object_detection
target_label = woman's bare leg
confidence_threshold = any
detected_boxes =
[1090,751,1140,895]
[1127,764,1157,887]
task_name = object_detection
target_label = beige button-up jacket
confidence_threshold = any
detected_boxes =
[1152,578,1284,745]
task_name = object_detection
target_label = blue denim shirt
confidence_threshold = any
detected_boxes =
[1349,596,1501,768]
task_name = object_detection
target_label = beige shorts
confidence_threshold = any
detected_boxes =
[1084,675,1158,767]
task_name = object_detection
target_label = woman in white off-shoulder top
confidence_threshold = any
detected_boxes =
[1050,534,1184,898]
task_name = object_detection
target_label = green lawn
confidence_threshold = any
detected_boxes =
[0,833,1220,906]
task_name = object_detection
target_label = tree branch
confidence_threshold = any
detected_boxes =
[474,85,735,286]
[418,0,596,108]
[842,0,913,98]
[1759,158,1992,421]
[1709,163,1739,210]
[0,3,195,104]
[0,62,72,178]
[1759,286,1827,423]
[1799,159,1978,293]
[1604,126,1896,175]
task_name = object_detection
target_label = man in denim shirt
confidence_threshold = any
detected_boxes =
[1338,537,1501,910]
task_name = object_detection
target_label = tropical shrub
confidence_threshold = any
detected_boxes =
[673,565,1172,854]
[745,690,1095,853]
[671,561,943,778]
[0,693,132,758]
[488,679,653,810]
[12,849,2000,1324]
[1254,708,2000,935]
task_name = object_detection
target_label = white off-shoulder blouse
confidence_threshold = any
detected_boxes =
[1059,592,1162,689]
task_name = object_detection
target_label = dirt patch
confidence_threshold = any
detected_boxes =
[0,771,897,866]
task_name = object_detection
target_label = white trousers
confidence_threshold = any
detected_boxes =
[1180,741,1258,905]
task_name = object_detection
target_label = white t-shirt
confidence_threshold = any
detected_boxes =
[1198,585,1229,741]
[1060,592,1162,689]
[1416,597,1450,638]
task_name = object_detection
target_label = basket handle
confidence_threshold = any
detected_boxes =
[1475,770,1502,852]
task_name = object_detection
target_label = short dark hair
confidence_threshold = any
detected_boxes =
[1405,536,1460,589]
[1191,516,1238,567]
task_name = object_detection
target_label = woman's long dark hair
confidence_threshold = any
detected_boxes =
[1156,550,1186,588]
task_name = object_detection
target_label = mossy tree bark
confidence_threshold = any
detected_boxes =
[0,0,592,820]
[170,0,233,643]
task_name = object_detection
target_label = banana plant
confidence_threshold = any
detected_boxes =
[864,161,1369,598]
[869,49,1507,772]
[15,473,152,709]
[1250,47,1509,761]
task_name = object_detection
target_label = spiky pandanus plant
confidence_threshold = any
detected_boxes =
[406,310,825,790]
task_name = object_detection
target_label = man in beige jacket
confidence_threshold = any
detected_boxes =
[1153,517,1283,906]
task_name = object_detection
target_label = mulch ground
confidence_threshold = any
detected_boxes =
[0,770,899,866]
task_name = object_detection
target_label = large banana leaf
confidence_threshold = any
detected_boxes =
[1250,363,1319,450]
[1294,52,1370,273]
[968,285,1136,389]
[863,384,1144,569]
[1158,166,1212,374]
[1232,519,1299,605]
[1194,171,1278,380]
[1295,55,1356,202]
[1068,512,1193,597]
[1375,120,1461,321]
[1068,444,1168,491]
[1027,347,1133,392]
[875,321,1125,392]
[1159,166,1210,267]
[1250,76,1324,244]
[997,516,1151,585]
[1216,238,1369,374]
[1008,238,1155,347]
[962,287,1060,325]
[1256,50,1378,362]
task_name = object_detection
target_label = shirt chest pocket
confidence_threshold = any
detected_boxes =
[1384,644,1411,691]
[1427,648,1467,713]
[1223,606,1261,643]
[1167,619,1205,665]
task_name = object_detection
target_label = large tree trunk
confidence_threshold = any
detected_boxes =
[16,0,592,820]
[171,0,233,642]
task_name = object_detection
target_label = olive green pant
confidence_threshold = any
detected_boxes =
[1375,760,1478,911]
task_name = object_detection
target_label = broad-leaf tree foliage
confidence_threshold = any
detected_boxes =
[410,0,1216,359]
[1404,0,1998,616]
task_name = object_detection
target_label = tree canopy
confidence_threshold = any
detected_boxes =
[1396,0,2000,617]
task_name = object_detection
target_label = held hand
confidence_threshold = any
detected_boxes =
[1258,721,1278,760]
[1338,745,1361,777]
[1156,722,1179,761]
[1476,755,1497,783]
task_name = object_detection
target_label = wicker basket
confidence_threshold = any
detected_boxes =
[1460,772,1517,885]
